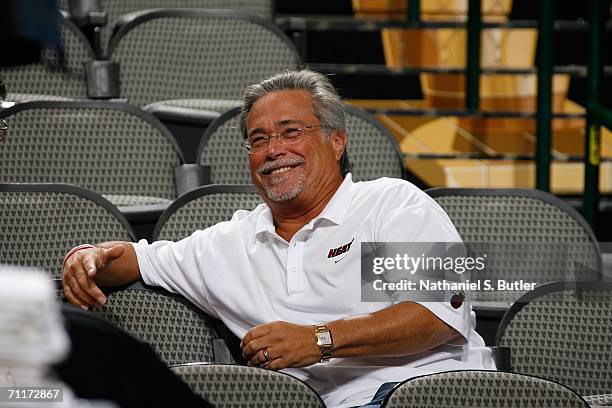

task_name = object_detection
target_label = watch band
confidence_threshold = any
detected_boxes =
[314,324,333,363]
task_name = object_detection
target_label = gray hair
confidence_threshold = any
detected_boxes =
[240,69,352,177]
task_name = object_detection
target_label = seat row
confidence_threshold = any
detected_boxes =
[1,182,608,406]
[0,100,404,232]
[1,182,602,309]
[59,275,612,407]
[55,0,274,57]
[71,274,612,407]
[0,9,299,127]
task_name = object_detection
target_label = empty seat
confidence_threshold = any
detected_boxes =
[58,0,274,58]
[197,105,405,184]
[0,11,93,103]
[427,188,601,308]
[0,183,134,279]
[0,101,185,220]
[153,185,261,241]
[382,370,589,408]
[171,363,325,408]
[427,187,602,344]
[107,9,300,123]
[343,105,405,181]
[496,281,612,398]
[197,108,250,184]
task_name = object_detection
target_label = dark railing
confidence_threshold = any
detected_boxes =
[276,16,612,32]
[535,0,554,191]
[584,0,611,227]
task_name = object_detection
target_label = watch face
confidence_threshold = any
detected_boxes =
[318,332,332,345]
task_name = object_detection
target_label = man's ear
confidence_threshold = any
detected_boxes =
[330,129,347,161]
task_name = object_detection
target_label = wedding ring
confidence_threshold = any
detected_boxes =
[263,348,271,362]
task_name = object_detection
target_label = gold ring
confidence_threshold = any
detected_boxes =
[263,348,271,362]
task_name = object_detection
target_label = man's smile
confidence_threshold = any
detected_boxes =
[269,166,294,175]
[257,158,305,176]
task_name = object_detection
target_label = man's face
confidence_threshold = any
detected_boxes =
[246,90,345,203]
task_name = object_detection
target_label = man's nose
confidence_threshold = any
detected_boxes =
[266,134,285,157]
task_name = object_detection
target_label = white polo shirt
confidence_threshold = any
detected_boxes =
[133,174,494,407]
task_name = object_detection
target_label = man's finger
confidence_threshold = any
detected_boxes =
[63,279,93,310]
[76,269,107,305]
[100,244,125,266]
[241,338,267,361]
[72,260,107,305]
[266,357,286,371]
[80,253,98,278]
[248,349,270,367]
[241,323,272,347]
[67,274,98,307]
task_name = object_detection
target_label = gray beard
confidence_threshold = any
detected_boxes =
[262,172,306,202]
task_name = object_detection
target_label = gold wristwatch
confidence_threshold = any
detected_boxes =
[314,324,333,363]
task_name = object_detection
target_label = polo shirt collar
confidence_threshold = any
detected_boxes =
[254,173,355,237]
[314,172,354,225]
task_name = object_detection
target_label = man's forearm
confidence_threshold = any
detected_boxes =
[328,302,461,358]
[241,302,462,369]
[93,242,141,287]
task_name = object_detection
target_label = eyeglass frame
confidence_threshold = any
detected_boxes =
[242,124,321,155]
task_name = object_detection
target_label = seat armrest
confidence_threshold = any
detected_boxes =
[67,0,107,28]
[212,339,234,364]
[86,60,120,98]
[490,346,512,372]
[67,0,107,57]
[175,164,211,196]
[146,104,222,126]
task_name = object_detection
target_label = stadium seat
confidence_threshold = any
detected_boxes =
[57,0,274,57]
[153,184,261,242]
[86,283,230,365]
[151,185,261,364]
[171,363,326,408]
[583,394,612,407]
[197,108,251,184]
[0,11,93,103]
[381,370,590,408]
[56,304,211,408]
[197,105,405,185]
[495,281,612,399]
[427,188,601,303]
[0,183,134,279]
[427,187,602,343]
[343,105,405,181]
[0,100,186,224]
[107,9,299,124]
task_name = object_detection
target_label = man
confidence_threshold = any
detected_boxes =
[63,69,492,407]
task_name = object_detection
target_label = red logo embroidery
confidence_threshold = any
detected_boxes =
[327,239,354,258]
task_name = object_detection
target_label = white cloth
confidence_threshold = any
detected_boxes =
[133,174,494,407]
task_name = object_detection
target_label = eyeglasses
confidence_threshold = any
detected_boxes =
[242,125,320,154]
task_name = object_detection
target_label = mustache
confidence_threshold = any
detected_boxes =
[256,158,305,175]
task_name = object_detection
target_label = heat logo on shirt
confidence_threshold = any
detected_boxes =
[327,238,354,259]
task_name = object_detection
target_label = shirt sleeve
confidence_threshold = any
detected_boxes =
[132,231,219,319]
[373,182,472,340]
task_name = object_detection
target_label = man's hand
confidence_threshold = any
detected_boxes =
[241,321,321,370]
[61,244,125,310]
